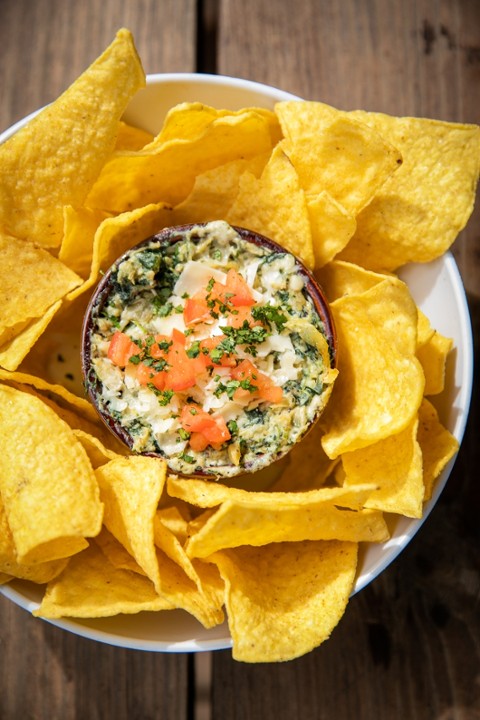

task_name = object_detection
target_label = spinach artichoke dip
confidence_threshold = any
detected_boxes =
[83,221,337,478]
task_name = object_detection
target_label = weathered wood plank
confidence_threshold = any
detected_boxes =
[0,0,197,131]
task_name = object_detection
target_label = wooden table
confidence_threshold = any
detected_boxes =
[1,1,479,718]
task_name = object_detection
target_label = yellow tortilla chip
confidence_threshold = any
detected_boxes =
[0,367,100,423]
[416,312,453,396]
[170,154,268,226]
[269,422,338,492]
[115,120,154,151]
[0,233,81,347]
[95,526,147,575]
[34,541,173,619]
[226,144,315,268]
[306,191,357,268]
[417,398,459,501]
[86,106,276,212]
[59,206,110,279]
[0,498,68,583]
[0,29,145,248]
[275,104,402,214]
[339,112,480,270]
[153,512,225,612]
[315,259,388,303]
[95,456,167,593]
[0,384,103,564]
[343,416,424,518]
[0,300,62,372]
[320,279,425,458]
[186,498,387,558]
[209,540,358,662]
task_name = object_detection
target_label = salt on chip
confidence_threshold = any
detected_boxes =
[275,104,402,214]
[417,398,459,501]
[95,456,167,593]
[209,540,358,663]
[0,385,102,564]
[86,106,276,212]
[342,415,424,518]
[0,29,145,248]
[320,279,425,458]
[226,143,315,268]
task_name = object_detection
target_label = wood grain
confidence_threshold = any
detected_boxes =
[0,0,197,131]
[0,596,191,720]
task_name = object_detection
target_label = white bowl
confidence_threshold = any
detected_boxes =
[0,73,474,653]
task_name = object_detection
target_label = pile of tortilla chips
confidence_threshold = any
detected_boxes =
[0,29,477,662]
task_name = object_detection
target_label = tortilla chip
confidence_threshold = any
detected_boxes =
[95,456,167,592]
[417,398,459,501]
[0,384,103,564]
[209,540,358,662]
[342,416,424,518]
[0,29,145,247]
[275,104,402,214]
[34,541,173,618]
[86,106,276,212]
[320,279,425,458]
[226,144,315,268]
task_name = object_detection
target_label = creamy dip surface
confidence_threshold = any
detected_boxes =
[86,221,337,477]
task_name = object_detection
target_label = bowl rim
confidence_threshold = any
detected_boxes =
[81,221,337,476]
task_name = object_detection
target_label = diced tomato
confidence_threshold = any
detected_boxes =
[200,415,231,444]
[231,358,258,382]
[180,404,231,448]
[149,334,171,359]
[184,295,211,325]
[180,404,212,432]
[136,362,154,385]
[259,383,283,403]
[231,358,283,403]
[188,432,210,452]
[224,268,254,307]
[107,331,140,367]
[171,328,187,346]
[198,336,236,368]
[161,334,195,391]
[184,271,254,325]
